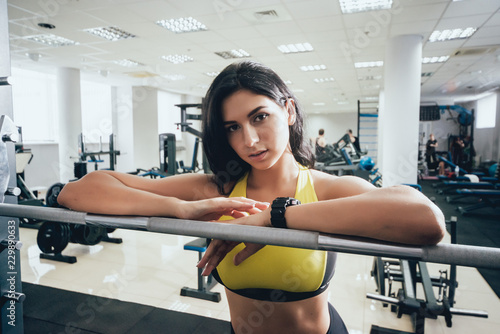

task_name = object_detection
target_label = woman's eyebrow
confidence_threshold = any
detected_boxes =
[223,106,265,125]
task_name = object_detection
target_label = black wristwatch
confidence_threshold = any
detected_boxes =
[270,197,301,228]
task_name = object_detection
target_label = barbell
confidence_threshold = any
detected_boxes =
[1,203,500,270]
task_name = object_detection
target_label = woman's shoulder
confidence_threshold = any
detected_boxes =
[309,168,375,200]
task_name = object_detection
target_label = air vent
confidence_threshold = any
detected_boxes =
[453,46,498,57]
[237,5,292,24]
[254,10,279,20]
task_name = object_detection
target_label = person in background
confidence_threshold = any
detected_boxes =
[426,133,438,168]
[347,129,361,153]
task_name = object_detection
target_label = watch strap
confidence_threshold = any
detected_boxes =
[270,197,301,228]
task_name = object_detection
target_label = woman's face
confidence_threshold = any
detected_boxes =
[221,89,295,170]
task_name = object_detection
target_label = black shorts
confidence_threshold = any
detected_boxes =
[230,302,348,334]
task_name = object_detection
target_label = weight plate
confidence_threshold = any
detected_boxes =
[45,182,65,208]
[37,221,70,254]
[80,225,106,245]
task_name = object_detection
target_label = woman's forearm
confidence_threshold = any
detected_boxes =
[285,185,445,245]
[58,172,183,217]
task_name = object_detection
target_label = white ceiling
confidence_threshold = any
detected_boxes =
[6,0,500,113]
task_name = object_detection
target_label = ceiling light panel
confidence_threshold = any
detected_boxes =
[300,64,327,71]
[215,49,251,59]
[428,27,477,42]
[422,56,449,64]
[314,77,335,83]
[84,26,136,41]
[277,43,314,54]
[113,59,144,67]
[339,0,393,14]
[156,17,207,33]
[354,61,383,68]
[161,54,193,64]
[24,34,78,47]
[162,74,186,81]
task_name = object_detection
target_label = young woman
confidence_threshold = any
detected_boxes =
[58,61,445,334]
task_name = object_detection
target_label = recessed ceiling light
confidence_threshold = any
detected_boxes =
[84,26,136,41]
[24,34,78,47]
[339,0,393,14]
[156,17,207,33]
[428,27,476,42]
[364,96,378,101]
[314,77,335,83]
[277,43,314,54]
[161,54,193,64]
[422,56,449,64]
[300,64,327,71]
[25,52,42,61]
[215,49,251,59]
[205,72,220,77]
[113,59,144,67]
[37,22,55,29]
[354,61,383,68]
[162,74,186,81]
[358,75,383,81]
[362,84,380,90]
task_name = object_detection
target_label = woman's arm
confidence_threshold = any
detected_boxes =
[285,176,445,245]
[58,170,267,220]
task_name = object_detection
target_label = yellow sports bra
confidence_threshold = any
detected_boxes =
[212,165,336,302]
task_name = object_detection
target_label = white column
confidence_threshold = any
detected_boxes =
[132,86,159,170]
[379,35,422,187]
[111,86,135,173]
[57,67,82,183]
[377,90,385,166]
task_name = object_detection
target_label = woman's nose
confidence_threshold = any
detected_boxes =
[243,126,259,147]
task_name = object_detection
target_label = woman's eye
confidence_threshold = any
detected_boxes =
[254,114,269,122]
[226,124,239,132]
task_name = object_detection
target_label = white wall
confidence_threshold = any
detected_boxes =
[306,112,358,146]
[22,143,60,190]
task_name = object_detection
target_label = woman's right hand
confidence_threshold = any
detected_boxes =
[177,197,269,221]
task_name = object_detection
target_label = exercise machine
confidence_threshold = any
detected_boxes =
[368,217,488,333]
[76,133,121,178]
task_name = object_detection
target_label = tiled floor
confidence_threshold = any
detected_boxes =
[19,226,500,333]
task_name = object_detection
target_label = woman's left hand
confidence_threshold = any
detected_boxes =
[197,207,271,276]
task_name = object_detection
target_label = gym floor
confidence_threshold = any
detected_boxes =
[18,218,500,333]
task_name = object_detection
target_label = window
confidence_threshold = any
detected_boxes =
[81,81,112,143]
[476,93,497,129]
[11,68,58,142]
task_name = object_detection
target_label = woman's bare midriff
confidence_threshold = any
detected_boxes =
[226,288,330,334]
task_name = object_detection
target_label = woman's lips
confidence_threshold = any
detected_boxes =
[249,150,267,161]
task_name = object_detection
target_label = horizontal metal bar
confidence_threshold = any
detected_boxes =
[1,203,500,269]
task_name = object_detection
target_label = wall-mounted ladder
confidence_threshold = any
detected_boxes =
[357,100,379,161]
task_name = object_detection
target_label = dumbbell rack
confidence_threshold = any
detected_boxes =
[0,0,25,331]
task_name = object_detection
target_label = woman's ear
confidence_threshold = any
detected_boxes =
[286,99,297,126]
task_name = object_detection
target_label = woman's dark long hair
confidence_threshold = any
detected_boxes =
[202,61,315,194]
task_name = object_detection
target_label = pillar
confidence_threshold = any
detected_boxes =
[132,86,159,170]
[379,35,422,186]
[57,67,82,183]
[111,86,135,173]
